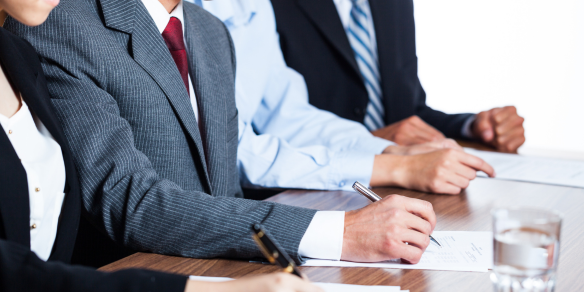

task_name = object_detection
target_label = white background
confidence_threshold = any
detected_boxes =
[413,0,584,158]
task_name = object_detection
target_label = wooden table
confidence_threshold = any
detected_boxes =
[100,177,584,291]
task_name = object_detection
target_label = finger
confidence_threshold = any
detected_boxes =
[496,126,525,149]
[491,106,518,125]
[441,138,463,151]
[451,159,478,180]
[457,152,496,177]
[392,242,425,264]
[401,211,433,235]
[429,179,462,195]
[446,172,471,189]
[498,135,526,153]
[395,196,437,230]
[494,114,524,137]
[400,228,431,250]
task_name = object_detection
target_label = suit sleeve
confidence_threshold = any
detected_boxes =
[3,8,315,264]
[0,240,186,292]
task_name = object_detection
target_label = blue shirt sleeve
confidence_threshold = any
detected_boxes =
[202,0,393,191]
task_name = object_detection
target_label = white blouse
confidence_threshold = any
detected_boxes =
[0,101,66,261]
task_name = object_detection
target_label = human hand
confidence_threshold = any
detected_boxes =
[371,149,495,194]
[383,138,462,155]
[372,116,445,145]
[185,273,323,292]
[341,195,436,264]
[472,106,525,153]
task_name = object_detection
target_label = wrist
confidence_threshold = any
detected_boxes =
[370,154,408,187]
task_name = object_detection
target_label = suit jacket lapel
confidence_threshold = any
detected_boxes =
[183,5,228,194]
[99,0,212,192]
[296,0,360,76]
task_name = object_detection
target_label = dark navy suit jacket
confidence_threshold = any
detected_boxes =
[271,0,473,139]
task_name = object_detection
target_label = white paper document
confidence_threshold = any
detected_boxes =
[188,276,404,291]
[465,148,584,188]
[303,231,493,272]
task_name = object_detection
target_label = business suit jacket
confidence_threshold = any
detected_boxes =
[0,27,185,292]
[5,0,316,265]
[271,0,473,139]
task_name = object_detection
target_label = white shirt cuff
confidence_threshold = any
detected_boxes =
[461,115,477,139]
[298,211,345,261]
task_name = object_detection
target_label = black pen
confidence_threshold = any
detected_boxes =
[352,181,442,247]
[251,224,303,277]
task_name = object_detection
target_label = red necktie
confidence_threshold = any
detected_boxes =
[162,17,189,95]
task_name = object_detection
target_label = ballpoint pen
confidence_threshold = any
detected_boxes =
[352,181,442,248]
[251,223,303,277]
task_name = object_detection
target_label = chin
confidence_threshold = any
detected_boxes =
[14,11,52,27]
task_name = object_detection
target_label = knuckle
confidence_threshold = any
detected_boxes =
[429,180,441,193]
[388,208,401,219]
[385,238,400,250]
[388,224,401,235]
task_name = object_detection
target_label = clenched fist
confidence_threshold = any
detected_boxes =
[472,106,525,153]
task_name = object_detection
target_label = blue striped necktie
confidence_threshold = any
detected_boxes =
[347,0,385,131]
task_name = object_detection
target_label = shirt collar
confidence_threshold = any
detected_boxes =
[201,0,256,28]
[141,0,185,34]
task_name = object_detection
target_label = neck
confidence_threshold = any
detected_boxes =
[0,10,7,27]
[158,0,181,13]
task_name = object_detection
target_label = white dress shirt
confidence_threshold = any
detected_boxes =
[141,0,199,123]
[0,101,66,261]
[333,0,476,138]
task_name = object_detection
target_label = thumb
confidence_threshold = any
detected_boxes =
[475,113,494,142]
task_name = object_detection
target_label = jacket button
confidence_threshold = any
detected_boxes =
[31,223,37,230]
[354,107,364,116]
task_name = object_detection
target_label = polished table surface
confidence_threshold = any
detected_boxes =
[100,176,584,291]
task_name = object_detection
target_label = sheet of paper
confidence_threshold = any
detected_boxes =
[303,231,493,272]
[465,148,584,188]
[188,276,402,291]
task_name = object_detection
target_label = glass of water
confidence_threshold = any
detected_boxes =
[491,208,562,292]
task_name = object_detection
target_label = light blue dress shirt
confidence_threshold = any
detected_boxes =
[193,0,393,191]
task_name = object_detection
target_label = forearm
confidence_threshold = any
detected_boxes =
[0,240,186,292]
[238,124,379,190]
[416,106,474,140]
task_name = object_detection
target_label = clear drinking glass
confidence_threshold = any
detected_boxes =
[491,208,562,292]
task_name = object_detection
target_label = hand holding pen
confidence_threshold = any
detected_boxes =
[340,182,437,264]
[353,181,442,247]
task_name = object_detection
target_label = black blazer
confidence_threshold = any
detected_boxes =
[0,27,185,292]
[271,0,473,139]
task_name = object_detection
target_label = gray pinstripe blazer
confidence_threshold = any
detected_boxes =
[5,0,316,262]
